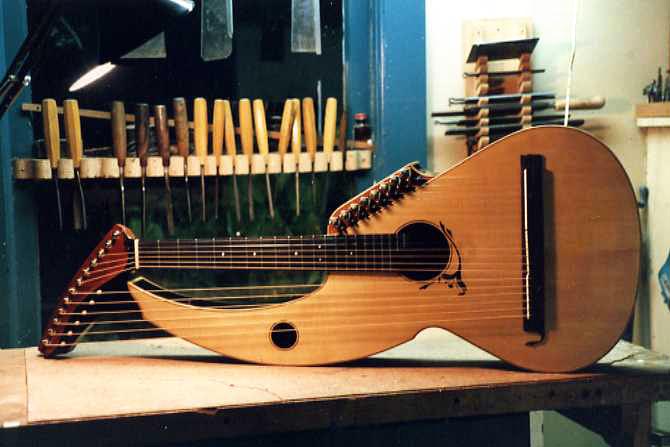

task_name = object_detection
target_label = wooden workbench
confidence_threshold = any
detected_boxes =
[1,329,669,446]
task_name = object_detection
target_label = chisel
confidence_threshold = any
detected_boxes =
[302,97,317,206]
[63,99,87,231]
[155,104,175,236]
[277,99,294,214]
[223,99,241,223]
[212,99,225,220]
[290,98,302,216]
[42,98,63,231]
[320,97,337,209]
[111,101,127,226]
[253,99,275,219]
[173,97,193,223]
[239,98,254,221]
[135,103,149,236]
[194,97,208,222]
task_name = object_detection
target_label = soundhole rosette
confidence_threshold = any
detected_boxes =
[270,321,299,350]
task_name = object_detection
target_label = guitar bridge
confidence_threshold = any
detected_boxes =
[521,155,546,345]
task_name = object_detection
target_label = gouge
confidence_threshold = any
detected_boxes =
[63,99,87,231]
[223,99,241,223]
[239,98,254,221]
[320,97,337,211]
[253,99,274,219]
[194,97,208,222]
[302,97,317,206]
[111,101,127,226]
[155,104,175,236]
[42,98,63,231]
[135,103,150,236]
[277,99,294,215]
[290,98,302,216]
[212,99,225,220]
[173,97,192,223]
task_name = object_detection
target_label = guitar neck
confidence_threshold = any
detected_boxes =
[136,234,423,272]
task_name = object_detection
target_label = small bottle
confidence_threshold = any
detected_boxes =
[353,113,372,143]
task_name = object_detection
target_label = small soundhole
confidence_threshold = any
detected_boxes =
[270,322,298,350]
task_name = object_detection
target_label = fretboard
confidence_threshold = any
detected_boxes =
[135,234,440,273]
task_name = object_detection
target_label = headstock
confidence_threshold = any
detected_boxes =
[39,224,136,357]
[327,162,430,234]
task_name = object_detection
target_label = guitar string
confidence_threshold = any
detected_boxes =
[44,314,525,344]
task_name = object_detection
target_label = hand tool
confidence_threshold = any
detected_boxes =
[239,98,254,221]
[173,97,193,223]
[445,118,585,136]
[432,96,605,117]
[63,99,87,231]
[155,104,175,235]
[193,97,208,222]
[223,99,241,223]
[302,97,317,206]
[277,99,295,215]
[462,68,545,78]
[253,99,275,219]
[42,98,63,231]
[449,91,554,105]
[320,97,337,211]
[135,103,150,235]
[212,99,225,220]
[111,101,127,226]
[290,98,302,216]
[435,113,569,127]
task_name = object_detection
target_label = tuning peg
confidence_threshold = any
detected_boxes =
[356,198,370,219]
[378,184,390,205]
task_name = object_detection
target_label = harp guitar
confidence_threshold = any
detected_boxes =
[39,127,640,373]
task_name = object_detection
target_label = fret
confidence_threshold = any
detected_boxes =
[244,237,249,269]
[212,237,216,268]
[257,236,262,269]
[228,236,232,270]
[176,239,180,268]
[156,240,160,269]
[299,235,303,268]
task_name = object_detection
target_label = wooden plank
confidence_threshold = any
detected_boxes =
[635,102,670,118]
[0,349,28,427]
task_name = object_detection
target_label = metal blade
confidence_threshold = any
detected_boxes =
[52,172,63,231]
[295,171,300,216]
[200,171,206,222]
[264,172,275,219]
[247,174,254,221]
[184,174,192,223]
[232,173,241,223]
[119,169,126,226]
[164,173,175,236]
[75,169,87,230]
[141,173,147,236]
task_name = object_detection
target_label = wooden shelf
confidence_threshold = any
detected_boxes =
[13,150,373,181]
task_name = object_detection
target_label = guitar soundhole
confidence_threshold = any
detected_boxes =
[397,222,452,282]
[270,322,298,350]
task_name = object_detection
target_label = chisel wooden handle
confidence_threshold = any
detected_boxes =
[239,99,254,158]
[554,96,606,111]
[277,99,294,157]
[291,99,302,159]
[223,100,236,166]
[63,99,82,169]
[253,99,269,161]
[193,97,208,166]
[212,99,224,169]
[135,103,149,168]
[323,97,337,162]
[173,97,190,159]
[154,105,170,167]
[302,97,317,162]
[42,98,60,170]
[111,101,127,169]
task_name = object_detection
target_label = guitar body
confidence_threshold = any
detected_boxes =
[127,126,640,372]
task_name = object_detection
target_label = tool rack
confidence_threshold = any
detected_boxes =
[463,38,538,153]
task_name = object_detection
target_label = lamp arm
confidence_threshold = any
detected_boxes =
[0,1,61,121]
